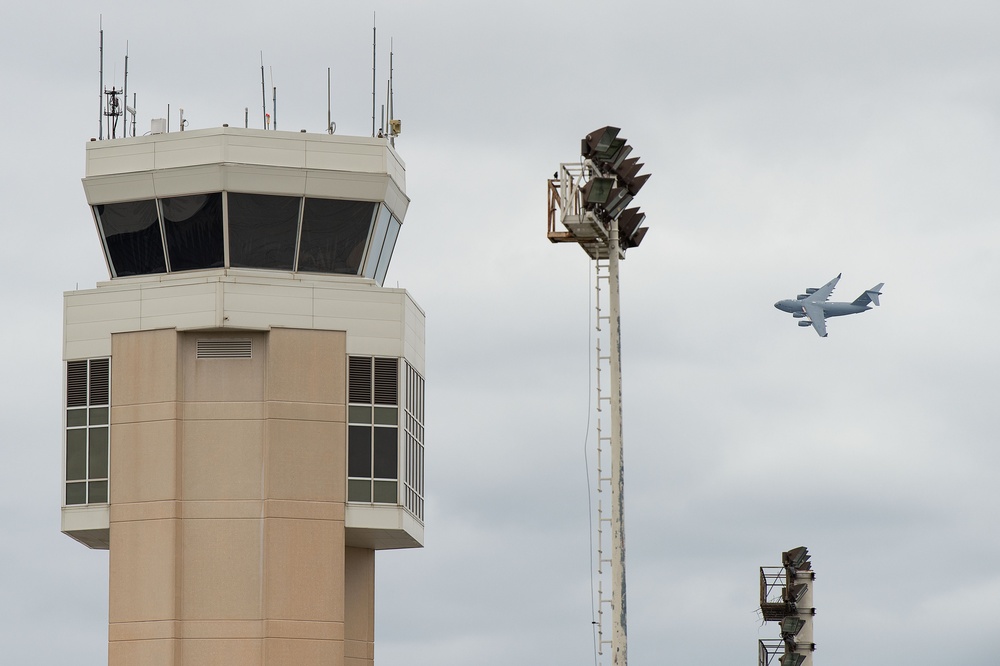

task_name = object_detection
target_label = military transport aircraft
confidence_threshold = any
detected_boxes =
[774,273,883,337]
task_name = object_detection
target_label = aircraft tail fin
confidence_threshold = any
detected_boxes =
[852,283,884,307]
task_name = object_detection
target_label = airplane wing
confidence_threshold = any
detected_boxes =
[801,302,828,337]
[807,273,841,304]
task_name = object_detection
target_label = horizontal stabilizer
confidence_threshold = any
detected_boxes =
[852,283,884,307]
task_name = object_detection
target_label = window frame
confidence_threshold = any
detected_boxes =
[64,358,111,506]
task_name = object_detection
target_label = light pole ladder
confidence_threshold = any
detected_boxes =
[593,256,613,664]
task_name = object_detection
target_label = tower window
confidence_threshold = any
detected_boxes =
[403,362,425,520]
[347,356,400,505]
[93,194,399,285]
[346,355,424,519]
[65,358,110,505]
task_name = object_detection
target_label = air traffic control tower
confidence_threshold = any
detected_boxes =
[61,126,425,665]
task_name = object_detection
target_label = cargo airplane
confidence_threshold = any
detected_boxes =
[774,273,883,337]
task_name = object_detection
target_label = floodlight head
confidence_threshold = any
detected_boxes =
[625,172,651,196]
[779,653,806,666]
[596,136,627,162]
[618,157,644,180]
[582,177,616,206]
[618,207,647,249]
[612,157,651,196]
[786,583,808,604]
[780,616,806,637]
[608,144,633,170]
[604,188,634,219]
[618,207,646,240]
[783,547,811,571]
[626,226,648,248]
[582,126,621,160]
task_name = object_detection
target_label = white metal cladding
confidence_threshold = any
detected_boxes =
[82,128,410,220]
[196,338,252,359]
[63,273,426,373]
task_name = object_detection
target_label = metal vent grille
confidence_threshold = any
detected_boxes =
[196,339,252,359]
[349,357,372,403]
[89,358,110,404]
[373,358,398,406]
[67,360,88,407]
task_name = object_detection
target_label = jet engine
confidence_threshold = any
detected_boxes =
[796,294,808,300]
[797,321,812,327]
[792,312,806,318]
[805,287,818,294]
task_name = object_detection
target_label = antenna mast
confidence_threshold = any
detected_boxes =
[123,41,128,137]
[260,52,267,129]
[327,67,335,134]
[98,17,103,140]
[371,14,376,137]
[270,66,277,131]
[389,40,395,147]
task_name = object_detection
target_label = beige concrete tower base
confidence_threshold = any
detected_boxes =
[107,327,373,666]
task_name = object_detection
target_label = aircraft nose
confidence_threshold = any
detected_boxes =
[774,301,782,310]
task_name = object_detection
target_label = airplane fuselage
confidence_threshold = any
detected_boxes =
[774,299,871,318]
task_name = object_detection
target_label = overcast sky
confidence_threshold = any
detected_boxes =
[2,1,999,664]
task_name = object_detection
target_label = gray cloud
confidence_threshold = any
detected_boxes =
[4,0,1000,664]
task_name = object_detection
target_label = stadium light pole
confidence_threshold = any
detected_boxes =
[546,126,650,666]
[607,211,627,666]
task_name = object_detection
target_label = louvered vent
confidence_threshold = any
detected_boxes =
[66,360,88,407]
[373,357,398,406]
[349,357,372,403]
[197,339,252,359]
[89,358,110,405]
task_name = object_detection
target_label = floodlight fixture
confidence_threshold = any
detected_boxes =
[582,126,621,160]
[615,157,652,196]
[627,226,648,249]
[608,143,633,171]
[786,583,808,604]
[596,136,628,162]
[604,188,634,219]
[618,207,646,241]
[618,157,643,180]
[783,547,811,571]
[582,177,616,206]
[779,653,806,666]
[780,616,806,637]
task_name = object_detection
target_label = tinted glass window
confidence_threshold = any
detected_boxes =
[373,215,401,286]
[88,427,109,478]
[373,480,397,503]
[228,193,300,270]
[298,199,376,274]
[66,482,87,505]
[362,205,392,280]
[373,428,398,479]
[65,430,87,481]
[162,193,224,271]
[96,200,166,276]
[89,481,108,504]
[348,479,371,502]
[348,425,372,477]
